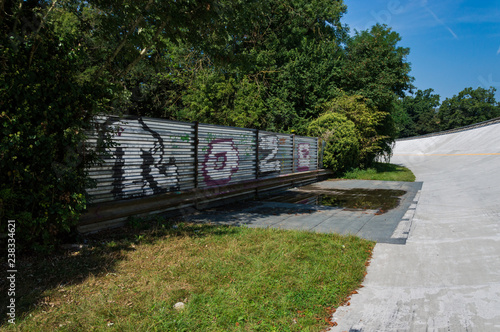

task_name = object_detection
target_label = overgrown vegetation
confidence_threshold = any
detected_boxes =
[0,10,112,251]
[308,94,392,174]
[341,163,416,182]
[394,86,500,138]
[1,0,415,250]
[0,222,374,331]
[1,0,493,251]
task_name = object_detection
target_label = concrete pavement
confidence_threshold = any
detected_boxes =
[184,179,422,244]
[330,123,500,331]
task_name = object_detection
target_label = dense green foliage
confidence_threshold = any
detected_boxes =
[125,0,349,133]
[438,87,500,130]
[308,94,390,174]
[394,86,500,138]
[127,22,413,137]
[1,0,416,250]
[308,111,360,174]
[325,95,390,166]
[397,89,441,137]
[0,0,269,250]
[1,1,112,250]
[339,25,412,113]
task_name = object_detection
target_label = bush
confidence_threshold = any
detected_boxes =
[321,94,390,167]
[307,112,360,174]
[0,28,109,252]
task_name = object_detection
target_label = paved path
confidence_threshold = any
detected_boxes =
[184,180,421,244]
[330,123,500,331]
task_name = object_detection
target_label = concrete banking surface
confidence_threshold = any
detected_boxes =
[330,123,500,331]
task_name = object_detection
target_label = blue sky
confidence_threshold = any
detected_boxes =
[341,0,500,102]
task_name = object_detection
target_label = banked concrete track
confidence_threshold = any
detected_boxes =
[330,120,500,331]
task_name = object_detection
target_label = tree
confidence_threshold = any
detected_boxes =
[438,87,500,130]
[338,24,413,114]
[391,98,415,138]
[398,88,440,137]
[129,0,349,133]
[1,1,112,250]
[267,37,345,133]
[321,94,388,167]
[336,24,413,155]
[247,0,348,133]
[0,0,294,250]
[180,70,267,129]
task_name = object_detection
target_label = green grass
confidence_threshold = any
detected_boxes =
[341,162,416,182]
[1,221,374,331]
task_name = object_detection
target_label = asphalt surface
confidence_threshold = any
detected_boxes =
[184,179,422,244]
[330,123,500,331]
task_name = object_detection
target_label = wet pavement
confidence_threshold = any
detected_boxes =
[184,179,422,244]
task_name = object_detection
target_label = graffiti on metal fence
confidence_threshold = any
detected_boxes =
[259,134,281,175]
[88,116,318,203]
[297,143,310,172]
[110,118,180,199]
[201,138,240,186]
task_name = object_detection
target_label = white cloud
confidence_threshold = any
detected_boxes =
[445,26,459,40]
[424,6,459,40]
[497,46,500,55]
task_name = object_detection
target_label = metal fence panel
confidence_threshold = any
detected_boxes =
[294,136,318,173]
[197,124,257,189]
[86,116,321,203]
[258,131,294,178]
[86,116,196,203]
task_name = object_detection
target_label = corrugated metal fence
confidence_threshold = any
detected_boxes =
[81,115,327,232]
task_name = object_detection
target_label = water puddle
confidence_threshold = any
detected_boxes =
[265,189,406,214]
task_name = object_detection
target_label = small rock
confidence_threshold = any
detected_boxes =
[173,302,185,311]
[60,243,88,251]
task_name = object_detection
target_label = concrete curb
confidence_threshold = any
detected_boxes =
[390,189,421,241]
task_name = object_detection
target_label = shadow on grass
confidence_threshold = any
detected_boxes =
[0,219,240,326]
[372,162,404,173]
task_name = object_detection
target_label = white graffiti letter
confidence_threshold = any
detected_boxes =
[259,135,280,174]
[297,143,310,172]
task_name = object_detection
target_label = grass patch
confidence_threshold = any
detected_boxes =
[341,162,415,182]
[1,221,374,331]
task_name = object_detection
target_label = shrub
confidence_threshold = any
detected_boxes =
[0,27,109,252]
[321,94,390,167]
[307,112,360,174]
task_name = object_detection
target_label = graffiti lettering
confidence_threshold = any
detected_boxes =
[202,139,239,186]
[109,118,180,199]
[297,143,310,172]
[259,135,281,174]
[88,117,319,204]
